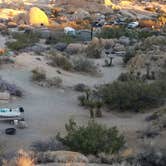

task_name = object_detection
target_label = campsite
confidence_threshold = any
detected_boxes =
[0,0,165,165]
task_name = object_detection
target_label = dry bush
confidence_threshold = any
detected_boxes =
[48,52,73,71]
[86,37,102,59]
[141,35,166,51]
[66,43,87,55]
[46,77,62,87]
[72,57,97,74]
[31,68,46,82]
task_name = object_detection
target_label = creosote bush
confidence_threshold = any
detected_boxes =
[99,80,166,111]
[6,32,40,51]
[49,52,73,71]
[86,38,102,59]
[72,57,97,74]
[123,46,136,64]
[31,68,46,82]
[98,27,157,40]
[46,77,62,87]
[57,119,125,155]
[0,77,22,97]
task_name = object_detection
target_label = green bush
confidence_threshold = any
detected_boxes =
[6,32,40,50]
[45,32,76,44]
[57,119,125,155]
[98,27,157,40]
[99,80,166,111]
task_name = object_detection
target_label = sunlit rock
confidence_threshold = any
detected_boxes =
[28,7,49,26]
[7,21,17,28]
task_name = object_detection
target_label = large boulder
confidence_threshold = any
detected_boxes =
[37,151,88,163]
[54,42,68,52]
[66,43,86,54]
[119,36,130,46]
[13,13,28,25]
[28,7,49,26]
[113,43,125,52]
[72,9,90,20]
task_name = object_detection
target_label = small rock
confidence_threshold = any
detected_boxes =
[113,43,125,52]
[17,121,28,129]
[119,36,130,46]
[7,22,17,28]
[87,154,101,163]
[145,113,159,122]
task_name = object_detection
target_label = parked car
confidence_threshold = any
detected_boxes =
[127,21,139,28]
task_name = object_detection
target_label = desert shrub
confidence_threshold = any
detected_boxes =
[6,32,40,50]
[98,27,157,40]
[66,43,86,54]
[0,57,14,65]
[117,73,138,81]
[134,149,166,166]
[74,83,89,92]
[57,119,125,155]
[31,68,46,82]
[123,46,136,64]
[49,52,73,71]
[98,27,137,39]
[0,78,22,97]
[86,38,102,59]
[141,35,166,51]
[31,137,66,152]
[72,57,97,74]
[99,80,166,111]
[46,76,62,87]
[45,32,76,45]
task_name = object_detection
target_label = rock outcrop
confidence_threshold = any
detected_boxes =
[28,7,49,26]
[37,151,88,164]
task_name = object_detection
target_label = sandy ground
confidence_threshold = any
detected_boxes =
[0,53,153,155]
[14,53,124,87]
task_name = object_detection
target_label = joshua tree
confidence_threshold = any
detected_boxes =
[145,62,151,79]
[85,89,91,101]
[104,56,114,67]
[136,71,141,80]
[108,56,114,66]
[88,102,95,119]
[151,71,155,80]
[95,101,103,117]
[78,95,86,106]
